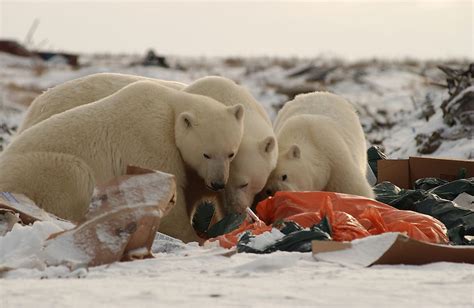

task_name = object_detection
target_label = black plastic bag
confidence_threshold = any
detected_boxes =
[428,179,474,201]
[414,178,448,191]
[237,217,332,253]
[367,146,387,178]
[374,178,474,245]
[192,201,245,239]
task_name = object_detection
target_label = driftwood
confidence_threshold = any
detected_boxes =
[439,64,474,126]
[274,83,323,99]
[287,65,339,83]
[0,40,36,58]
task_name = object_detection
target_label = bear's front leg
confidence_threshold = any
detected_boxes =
[0,152,95,222]
[157,188,201,243]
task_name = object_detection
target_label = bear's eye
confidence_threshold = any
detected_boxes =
[203,154,211,159]
[282,174,287,181]
[228,153,235,158]
[239,183,248,189]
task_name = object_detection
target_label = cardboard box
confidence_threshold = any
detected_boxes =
[377,156,474,189]
[312,233,474,267]
[0,167,177,269]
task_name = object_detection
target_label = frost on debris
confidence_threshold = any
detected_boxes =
[42,230,91,269]
[152,232,186,253]
[243,229,285,251]
[313,232,400,267]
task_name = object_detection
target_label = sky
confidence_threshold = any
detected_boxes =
[0,0,472,59]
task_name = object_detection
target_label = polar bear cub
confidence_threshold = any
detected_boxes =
[17,73,187,133]
[184,76,278,213]
[0,81,244,242]
[264,92,374,198]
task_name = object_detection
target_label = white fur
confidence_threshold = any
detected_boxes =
[0,81,245,242]
[18,73,187,133]
[184,76,278,213]
[18,73,276,214]
[264,92,374,198]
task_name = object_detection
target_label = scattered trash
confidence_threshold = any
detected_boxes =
[367,145,387,178]
[452,192,474,211]
[313,233,474,267]
[0,40,79,67]
[237,218,332,254]
[0,167,177,270]
[373,178,474,245]
[34,51,79,67]
[142,49,169,68]
[0,40,35,57]
[208,191,449,250]
[377,156,474,189]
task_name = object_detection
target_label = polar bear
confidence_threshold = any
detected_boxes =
[0,81,244,242]
[17,73,187,133]
[264,92,374,198]
[18,73,277,214]
[184,76,277,213]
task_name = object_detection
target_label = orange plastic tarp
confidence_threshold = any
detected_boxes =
[210,191,449,248]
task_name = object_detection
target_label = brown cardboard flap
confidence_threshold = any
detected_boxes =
[309,240,352,253]
[377,159,410,188]
[312,233,474,267]
[1,168,178,269]
[377,156,474,189]
[409,156,474,188]
[373,234,474,265]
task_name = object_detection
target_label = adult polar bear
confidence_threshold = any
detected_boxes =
[184,76,277,213]
[17,73,187,133]
[264,92,374,198]
[19,73,277,213]
[0,81,244,242]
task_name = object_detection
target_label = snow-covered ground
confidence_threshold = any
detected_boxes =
[0,52,473,307]
[1,221,473,308]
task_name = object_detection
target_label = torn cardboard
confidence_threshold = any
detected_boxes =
[312,233,474,267]
[378,156,474,189]
[0,192,73,229]
[1,167,177,268]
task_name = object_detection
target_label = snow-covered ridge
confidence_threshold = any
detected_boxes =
[1,52,471,158]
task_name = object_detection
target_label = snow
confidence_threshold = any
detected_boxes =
[42,227,91,269]
[0,221,64,271]
[244,228,285,251]
[313,232,401,267]
[1,247,473,307]
[1,52,473,307]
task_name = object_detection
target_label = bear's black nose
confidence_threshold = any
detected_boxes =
[266,189,273,196]
[211,182,225,191]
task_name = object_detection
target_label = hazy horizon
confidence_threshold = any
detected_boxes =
[1,0,472,59]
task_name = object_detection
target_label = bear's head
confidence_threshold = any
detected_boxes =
[175,104,245,191]
[263,144,329,196]
[223,135,277,213]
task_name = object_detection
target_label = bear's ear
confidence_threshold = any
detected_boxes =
[260,136,276,155]
[228,104,245,122]
[178,112,196,129]
[287,145,301,159]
